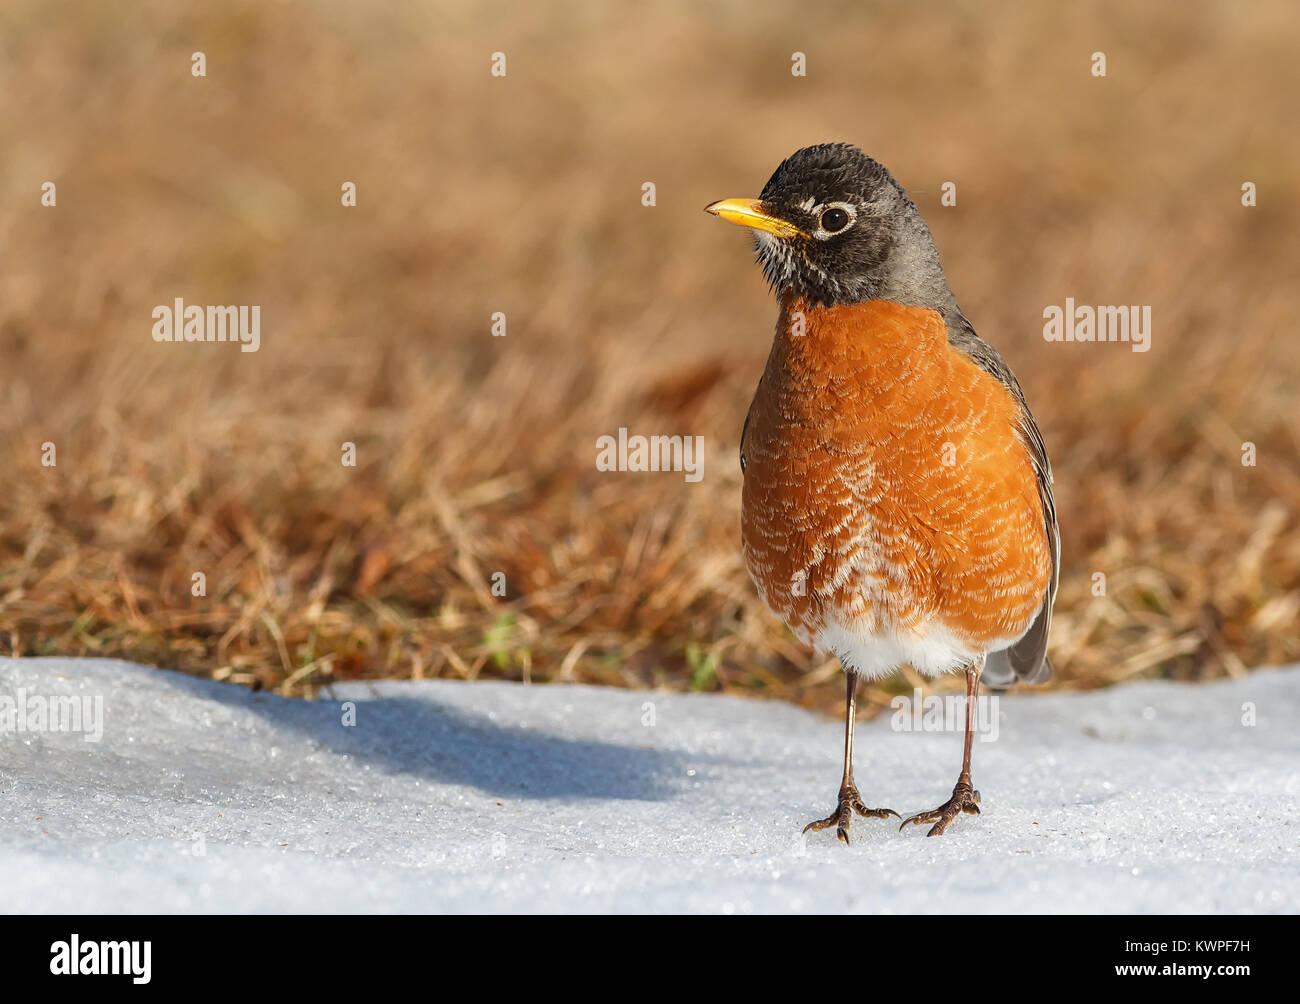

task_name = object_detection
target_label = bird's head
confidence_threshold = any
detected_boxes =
[706,143,953,312]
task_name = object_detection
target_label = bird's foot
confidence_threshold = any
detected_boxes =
[899,778,981,837]
[802,781,899,845]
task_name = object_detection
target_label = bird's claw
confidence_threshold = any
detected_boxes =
[803,783,899,845]
[899,780,981,837]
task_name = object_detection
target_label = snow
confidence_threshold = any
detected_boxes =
[1,656,1296,913]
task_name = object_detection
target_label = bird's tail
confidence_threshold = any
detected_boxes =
[984,649,1052,689]
[982,596,1054,689]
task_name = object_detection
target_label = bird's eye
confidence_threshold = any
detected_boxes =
[819,206,852,234]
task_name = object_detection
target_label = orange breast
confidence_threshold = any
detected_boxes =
[741,294,1050,652]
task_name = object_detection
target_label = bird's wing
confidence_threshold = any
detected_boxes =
[946,316,1059,687]
[739,376,760,475]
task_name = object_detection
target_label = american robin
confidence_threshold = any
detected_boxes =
[706,144,1058,842]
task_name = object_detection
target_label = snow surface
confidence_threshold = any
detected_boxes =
[0,656,1296,913]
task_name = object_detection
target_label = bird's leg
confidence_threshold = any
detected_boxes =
[802,670,899,844]
[900,657,984,836]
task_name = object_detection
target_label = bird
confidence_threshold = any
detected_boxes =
[705,143,1058,842]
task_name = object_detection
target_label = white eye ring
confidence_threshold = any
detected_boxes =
[812,201,856,239]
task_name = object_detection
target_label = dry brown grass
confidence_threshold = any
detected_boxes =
[1,0,1297,714]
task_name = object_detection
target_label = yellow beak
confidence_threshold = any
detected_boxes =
[704,198,804,239]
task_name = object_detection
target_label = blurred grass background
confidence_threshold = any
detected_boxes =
[0,0,1296,713]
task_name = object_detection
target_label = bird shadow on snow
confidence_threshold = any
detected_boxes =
[138,667,699,802]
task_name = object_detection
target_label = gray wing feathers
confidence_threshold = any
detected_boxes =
[946,313,1059,688]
